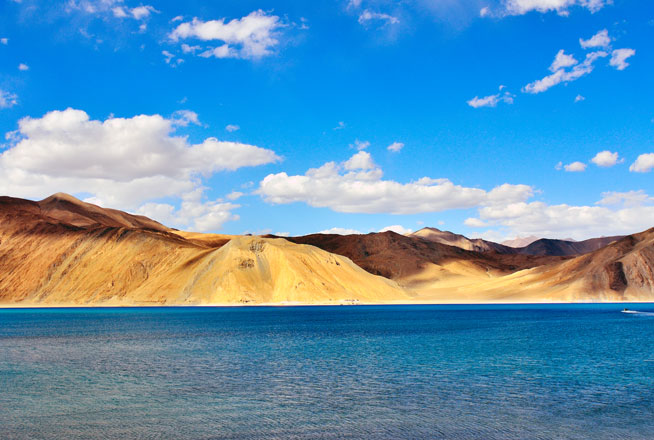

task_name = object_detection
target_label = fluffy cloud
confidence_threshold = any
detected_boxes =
[549,50,577,71]
[318,227,362,235]
[137,190,239,232]
[629,153,654,173]
[563,161,587,172]
[465,190,654,240]
[0,89,17,109]
[0,38,7,45]
[68,0,155,24]
[257,152,533,214]
[225,124,240,132]
[574,94,585,102]
[579,29,611,49]
[610,48,635,70]
[379,224,413,234]
[358,10,399,26]
[523,51,606,94]
[387,142,404,152]
[591,150,621,167]
[351,139,370,150]
[343,151,375,170]
[171,110,201,127]
[598,190,653,207]
[170,10,283,60]
[502,0,610,16]
[112,5,155,20]
[18,63,29,71]
[467,91,514,108]
[0,108,280,230]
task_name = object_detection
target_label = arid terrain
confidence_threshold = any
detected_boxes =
[1,193,652,306]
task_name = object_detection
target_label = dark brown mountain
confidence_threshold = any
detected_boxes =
[285,231,563,280]
[408,227,515,254]
[515,236,624,257]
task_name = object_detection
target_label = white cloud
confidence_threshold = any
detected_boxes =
[466,190,654,240]
[0,108,280,230]
[162,50,176,64]
[343,151,375,170]
[387,142,404,152]
[629,153,654,173]
[171,110,201,127]
[0,38,8,45]
[523,50,607,94]
[563,161,587,172]
[480,6,490,16]
[580,29,611,49]
[112,6,128,18]
[379,225,413,234]
[358,10,399,26]
[591,150,621,167]
[113,4,156,20]
[575,94,585,102]
[0,89,17,109]
[334,121,346,130]
[467,91,514,108]
[598,190,653,207]
[464,217,488,227]
[138,191,239,232]
[351,139,370,150]
[318,227,362,235]
[199,45,238,59]
[170,10,283,60]
[130,5,155,20]
[610,48,635,70]
[502,0,610,16]
[257,152,533,215]
[549,50,577,71]
[181,44,201,54]
[347,0,363,9]
[226,191,244,200]
[18,63,29,71]
[225,124,240,132]
[70,1,155,21]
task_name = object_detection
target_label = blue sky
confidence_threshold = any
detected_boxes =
[0,0,652,241]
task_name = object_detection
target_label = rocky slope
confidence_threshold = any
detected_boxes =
[455,229,654,302]
[1,193,653,305]
[409,227,514,253]
[515,236,624,257]
[0,195,406,306]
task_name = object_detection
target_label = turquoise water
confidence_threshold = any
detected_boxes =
[1,304,653,439]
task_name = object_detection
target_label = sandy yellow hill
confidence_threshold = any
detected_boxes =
[0,195,407,306]
[2,193,654,306]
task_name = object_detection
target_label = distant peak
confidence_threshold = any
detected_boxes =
[40,192,83,204]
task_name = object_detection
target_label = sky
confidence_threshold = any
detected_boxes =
[0,0,652,241]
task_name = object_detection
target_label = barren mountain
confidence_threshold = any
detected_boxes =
[409,227,514,253]
[38,192,170,232]
[459,229,654,302]
[501,236,540,248]
[1,193,652,306]
[0,195,406,306]
[285,231,564,294]
[516,236,624,257]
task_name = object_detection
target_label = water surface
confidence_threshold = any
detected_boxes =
[1,304,653,439]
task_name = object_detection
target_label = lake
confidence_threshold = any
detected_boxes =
[1,304,653,439]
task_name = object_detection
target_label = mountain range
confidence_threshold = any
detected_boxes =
[1,193,652,306]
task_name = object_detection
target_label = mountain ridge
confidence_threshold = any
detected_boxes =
[1,193,653,305]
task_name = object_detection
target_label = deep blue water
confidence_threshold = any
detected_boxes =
[1,304,653,439]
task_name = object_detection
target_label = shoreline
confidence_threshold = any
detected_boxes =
[2,300,653,309]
